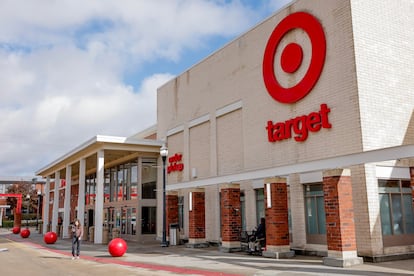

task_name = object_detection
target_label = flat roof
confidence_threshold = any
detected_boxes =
[36,135,163,176]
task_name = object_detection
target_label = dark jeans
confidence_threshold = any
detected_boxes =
[72,236,81,257]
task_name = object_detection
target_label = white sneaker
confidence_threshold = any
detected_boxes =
[72,257,75,260]
[76,256,79,259]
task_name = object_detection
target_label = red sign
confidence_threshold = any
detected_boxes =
[263,12,331,142]
[266,103,331,142]
[168,153,184,174]
[263,12,326,104]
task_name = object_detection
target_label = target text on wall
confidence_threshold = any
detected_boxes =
[266,103,331,142]
[263,12,332,143]
[168,153,184,174]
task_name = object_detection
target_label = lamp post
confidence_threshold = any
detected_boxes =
[36,190,41,231]
[160,144,168,247]
[26,194,30,228]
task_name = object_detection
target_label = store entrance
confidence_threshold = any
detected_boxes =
[104,205,138,239]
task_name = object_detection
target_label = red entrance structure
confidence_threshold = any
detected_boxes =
[0,194,23,227]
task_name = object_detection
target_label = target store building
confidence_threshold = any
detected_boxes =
[36,0,414,267]
[156,0,414,266]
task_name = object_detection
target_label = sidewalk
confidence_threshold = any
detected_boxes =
[2,227,414,276]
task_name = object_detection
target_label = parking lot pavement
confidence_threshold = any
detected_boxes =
[2,227,414,276]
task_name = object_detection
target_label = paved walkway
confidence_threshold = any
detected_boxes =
[1,227,414,275]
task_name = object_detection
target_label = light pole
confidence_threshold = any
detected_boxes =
[26,194,30,228]
[36,190,41,231]
[160,144,168,247]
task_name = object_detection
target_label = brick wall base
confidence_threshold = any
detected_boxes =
[220,184,241,252]
[322,169,363,267]
[263,177,294,259]
[166,192,179,237]
[188,189,207,247]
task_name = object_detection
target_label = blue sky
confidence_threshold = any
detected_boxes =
[0,0,293,176]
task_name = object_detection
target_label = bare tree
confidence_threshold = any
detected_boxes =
[6,182,38,214]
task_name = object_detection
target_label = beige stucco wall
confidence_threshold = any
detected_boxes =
[158,0,362,185]
[348,0,414,256]
[189,121,211,179]
[351,0,414,151]
[156,0,414,255]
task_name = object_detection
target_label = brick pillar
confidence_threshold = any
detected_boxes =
[220,184,241,252]
[322,169,363,267]
[187,188,207,247]
[262,177,294,259]
[166,191,179,237]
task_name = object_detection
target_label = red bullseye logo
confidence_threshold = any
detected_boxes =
[263,12,326,104]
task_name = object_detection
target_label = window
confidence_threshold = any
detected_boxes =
[255,189,264,226]
[240,192,246,231]
[125,208,133,235]
[116,206,138,235]
[130,164,138,200]
[304,183,326,244]
[106,207,115,234]
[178,196,184,230]
[121,207,126,234]
[142,158,157,199]
[104,170,110,203]
[117,166,124,201]
[142,206,156,234]
[379,179,414,246]
[110,168,117,202]
[107,160,138,202]
[115,209,121,228]
[142,182,156,199]
[131,208,137,235]
[123,164,130,200]
[85,175,96,205]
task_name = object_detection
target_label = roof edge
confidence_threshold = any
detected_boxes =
[36,135,163,176]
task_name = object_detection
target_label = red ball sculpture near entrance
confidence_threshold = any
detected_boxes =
[20,228,30,238]
[44,231,58,244]
[108,238,128,257]
[12,226,20,234]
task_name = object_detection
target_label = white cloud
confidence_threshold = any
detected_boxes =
[0,0,292,176]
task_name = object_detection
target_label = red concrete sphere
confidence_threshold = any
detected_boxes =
[20,228,30,238]
[12,226,21,234]
[44,231,58,244]
[108,238,128,257]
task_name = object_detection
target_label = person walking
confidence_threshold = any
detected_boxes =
[71,218,83,260]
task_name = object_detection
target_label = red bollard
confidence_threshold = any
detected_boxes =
[108,238,128,257]
[20,228,30,238]
[12,226,21,234]
[44,232,58,244]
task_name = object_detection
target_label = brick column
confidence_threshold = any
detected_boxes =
[220,184,241,252]
[322,169,363,267]
[187,188,207,248]
[262,177,294,258]
[166,191,179,237]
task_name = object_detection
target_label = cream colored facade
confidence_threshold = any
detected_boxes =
[37,133,163,244]
[157,0,414,261]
